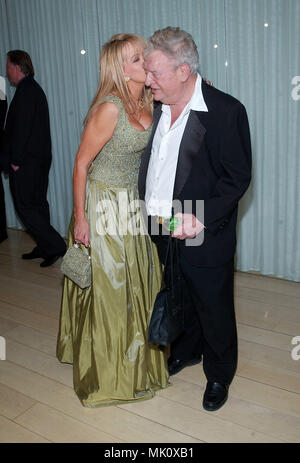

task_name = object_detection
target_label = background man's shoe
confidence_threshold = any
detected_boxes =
[203,382,229,412]
[22,247,42,260]
[0,234,8,244]
[168,357,202,376]
[40,251,65,267]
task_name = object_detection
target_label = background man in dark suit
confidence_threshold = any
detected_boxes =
[3,50,66,266]
[139,27,252,411]
[0,87,8,243]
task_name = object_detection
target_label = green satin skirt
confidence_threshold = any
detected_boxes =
[56,180,169,407]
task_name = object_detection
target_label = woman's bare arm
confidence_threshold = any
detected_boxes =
[73,102,119,245]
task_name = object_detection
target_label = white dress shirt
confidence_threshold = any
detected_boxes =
[145,74,208,217]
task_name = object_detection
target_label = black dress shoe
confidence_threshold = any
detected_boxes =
[0,233,8,244]
[40,251,65,267]
[22,247,43,260]
[203,382,229,412]
[168,356,202,376]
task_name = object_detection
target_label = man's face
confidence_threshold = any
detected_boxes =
[6,58,20,86]
[143,50,181,104]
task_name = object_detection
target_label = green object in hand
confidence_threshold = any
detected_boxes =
[168,216,181,232]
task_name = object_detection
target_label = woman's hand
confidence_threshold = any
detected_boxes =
[203,77,213,86]
[74,217,90,247]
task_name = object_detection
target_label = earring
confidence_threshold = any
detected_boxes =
[125,76,130,83]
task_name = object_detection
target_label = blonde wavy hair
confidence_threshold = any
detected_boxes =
[84,33,153,126]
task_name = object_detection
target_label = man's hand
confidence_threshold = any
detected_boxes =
[171,213,204,240]
[11,164,20,172]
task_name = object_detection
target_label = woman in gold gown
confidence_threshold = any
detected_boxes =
[56,34,169,407]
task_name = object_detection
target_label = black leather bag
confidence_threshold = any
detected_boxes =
[148,236,184,347]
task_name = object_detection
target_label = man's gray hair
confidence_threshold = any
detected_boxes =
[145,27,199,75]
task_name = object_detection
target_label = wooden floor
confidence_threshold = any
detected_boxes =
[0,229,299,443]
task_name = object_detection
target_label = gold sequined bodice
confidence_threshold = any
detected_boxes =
[87,95,152,187]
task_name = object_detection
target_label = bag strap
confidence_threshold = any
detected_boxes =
[170,237,175,298]
[174,238,180,282]
[161,217,175,294]
[163,234,182,292]
[162,235,171,269]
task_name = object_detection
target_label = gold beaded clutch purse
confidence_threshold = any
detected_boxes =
[61,244,91,289]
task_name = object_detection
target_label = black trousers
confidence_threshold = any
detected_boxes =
[0,170,7,242]
[9,164,66,258]
[150,220,237,386]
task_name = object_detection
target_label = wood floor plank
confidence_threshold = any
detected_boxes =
[0,359,82,408]
[15,403,123,443]
[236,285,300,311]
[235,272,300,298]
[238,361,300,394]
[0,254,63,281]
[238,339,300,375]
[171,355,300,400]
[237,324,294,351]
[0,361,201,443]
[236,299,282,330]
[5,339,73,387]
[273,318,300,337]
[0,301,59,336]
[0,263,63,290]
[5,325,57,357]
[0,316,19,335]
[0,415,50,443]
[174,366,300,418]
[230,376,300,418]
[120,396,284,443]
[0,383,37,420]
[0,276,61,319]
[0,229,34,257]
[10,332,299,423]
[0,254,10,265]
[235,298,300,335]
[157,377,300,442]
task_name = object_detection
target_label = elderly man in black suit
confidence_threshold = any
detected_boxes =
[3,50,66,266]
[139,27,252,411]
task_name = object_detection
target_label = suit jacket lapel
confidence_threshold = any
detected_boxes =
[138,103,162,199]
[172,110,206,199]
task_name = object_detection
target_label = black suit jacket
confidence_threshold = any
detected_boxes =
[3,76,52,169]
[139,79,252,267]
[0,99,7,152]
